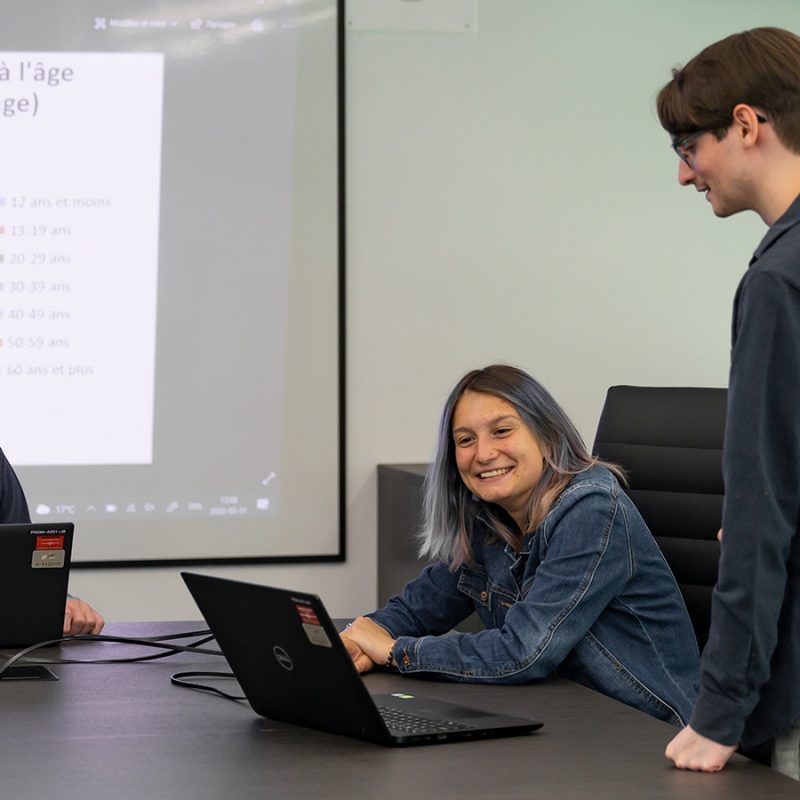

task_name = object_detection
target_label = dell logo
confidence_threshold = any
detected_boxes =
[273,645,294,671]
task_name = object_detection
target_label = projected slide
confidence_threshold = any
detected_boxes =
[0,0,340,563]
[1,52,163,465]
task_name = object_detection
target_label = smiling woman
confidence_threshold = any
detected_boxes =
[451,391,546,531]
[341,365,701,725]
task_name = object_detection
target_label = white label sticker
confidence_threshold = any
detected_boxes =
[32,549,65,568]
[302,622,332,648]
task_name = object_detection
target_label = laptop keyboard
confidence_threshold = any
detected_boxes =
[377,706,473,735]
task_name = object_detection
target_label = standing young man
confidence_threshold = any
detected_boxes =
[656,27,800,779]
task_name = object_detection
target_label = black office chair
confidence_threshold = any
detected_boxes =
[592,386,726,651]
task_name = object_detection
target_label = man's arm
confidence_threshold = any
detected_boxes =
[64,597,105,635]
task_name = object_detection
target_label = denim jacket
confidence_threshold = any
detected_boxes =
[370,465,700,725]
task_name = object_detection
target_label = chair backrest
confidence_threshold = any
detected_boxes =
[592,386,726,651]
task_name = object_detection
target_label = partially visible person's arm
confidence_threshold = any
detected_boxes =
[64,597,105,635]
[340,560,471,672]
[368,560,476,639]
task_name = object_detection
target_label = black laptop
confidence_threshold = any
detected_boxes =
[182,571,542,746]
[0,522,73,647]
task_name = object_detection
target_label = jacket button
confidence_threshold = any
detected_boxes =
[402,653,411,666]
[480,591,489,602]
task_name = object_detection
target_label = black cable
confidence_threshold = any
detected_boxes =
[5,633,217,665]
[170,670,246,701]
[0,628,214,661]
[34,634,218,665]
[0,631,224,677]
[0,630,247,704]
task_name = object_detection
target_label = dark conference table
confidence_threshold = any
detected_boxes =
[1,621,796,800]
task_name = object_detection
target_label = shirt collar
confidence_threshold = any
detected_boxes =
[752,192,800,264]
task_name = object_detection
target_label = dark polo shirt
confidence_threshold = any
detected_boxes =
[691,194,800,749]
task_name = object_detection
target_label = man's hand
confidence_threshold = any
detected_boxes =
[665,725,736,772]
[64,597,105,635]
[340,616,396,673]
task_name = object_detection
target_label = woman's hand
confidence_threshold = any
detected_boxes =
[341,636,376,673]
[340,616,396,673]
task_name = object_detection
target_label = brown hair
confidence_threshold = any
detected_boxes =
[657,27,800,153]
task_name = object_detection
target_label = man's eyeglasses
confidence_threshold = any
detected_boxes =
[671,114,768,168]
[671,129,708,167]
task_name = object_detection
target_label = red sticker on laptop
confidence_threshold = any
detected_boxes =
[36,534,65,550]
[294,604,320,626]
[293,603,332,648]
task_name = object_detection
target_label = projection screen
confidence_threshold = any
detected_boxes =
[0,0,344,565]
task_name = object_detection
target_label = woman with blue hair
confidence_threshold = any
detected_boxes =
[342,365,699,724]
